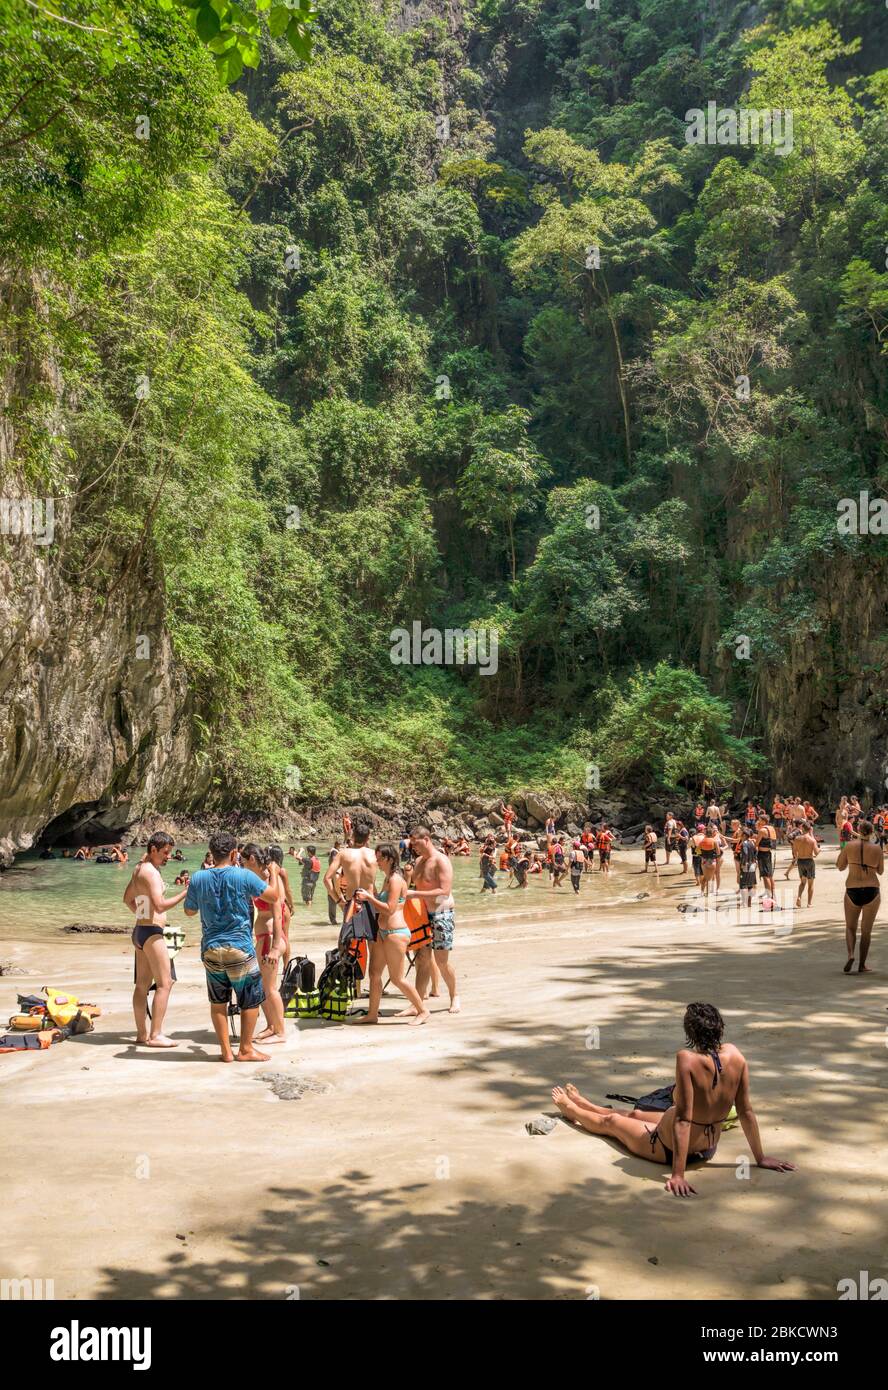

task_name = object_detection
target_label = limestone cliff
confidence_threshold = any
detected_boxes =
[0,269,209,866]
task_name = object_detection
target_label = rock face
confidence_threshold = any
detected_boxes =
[0,518,208,866]
[0,270,208,867]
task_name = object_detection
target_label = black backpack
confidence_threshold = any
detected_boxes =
[280,956,316,1006]
[606,1085,674,1112]
[317,952,361,1007]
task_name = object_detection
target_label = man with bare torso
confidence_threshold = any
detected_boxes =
[406,825,460,1014]
[323,820,379,997]
[123,831,188,1048]
[791,820,819,908]
[323,820,378,906]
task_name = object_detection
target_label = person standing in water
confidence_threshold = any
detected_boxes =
[300,844,321,908]
[837,820,883,973]
[480,839,497,894]
[597,823,614,876]
[643,825,659,878]
[353,844,429,1026]
[123,832,189,1049]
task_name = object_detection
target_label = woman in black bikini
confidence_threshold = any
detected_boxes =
[837,819,884,974]
[551,1002,796,1197]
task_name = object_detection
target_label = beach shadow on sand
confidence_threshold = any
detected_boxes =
[92,917,887,1299]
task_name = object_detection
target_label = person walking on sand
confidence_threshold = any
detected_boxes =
[675,820,689,875]
[550,1002,796,1197]
[123,831,188,1049]
[353,844,429,1026]
[183,831,282,1062]
[407,825,459,1014]
[690,823,705,891]
[738,829,758,909]
[755,814,777,896]
[791,820,819,909]
[837,820,884,974]
[663,812,676,865]
[729,818,744,887]
[698,824,720,899]
[643,825,659,878]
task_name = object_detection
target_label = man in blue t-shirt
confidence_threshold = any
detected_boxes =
[184,830,283,1062]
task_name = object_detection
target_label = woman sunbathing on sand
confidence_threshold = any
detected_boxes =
[552,1002,796,1197]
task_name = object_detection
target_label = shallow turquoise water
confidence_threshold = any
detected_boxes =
[0,845,569,944]
[0,845,213,943]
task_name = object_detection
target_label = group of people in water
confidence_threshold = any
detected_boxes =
[121,822,459,1058]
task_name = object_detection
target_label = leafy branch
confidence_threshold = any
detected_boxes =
[162,0,318,84]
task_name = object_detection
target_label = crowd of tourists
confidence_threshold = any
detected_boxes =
[46,781,877,1200]
[122,822,457,1060]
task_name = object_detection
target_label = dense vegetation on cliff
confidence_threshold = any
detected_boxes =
[2,0,887,804]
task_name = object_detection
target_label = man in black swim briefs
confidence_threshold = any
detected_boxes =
[792,821,819,908]
[123,832,188,1048]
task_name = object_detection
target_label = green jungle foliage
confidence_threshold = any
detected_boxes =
[1,0,886,802]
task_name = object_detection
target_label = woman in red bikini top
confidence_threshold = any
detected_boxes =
[264,844,293,966]
[238,844,285,955]
[241,843,288,1044]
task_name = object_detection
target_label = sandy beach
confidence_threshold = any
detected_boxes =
[1,839,885,1301]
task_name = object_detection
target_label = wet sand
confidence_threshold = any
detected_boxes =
[1,840,885,1300]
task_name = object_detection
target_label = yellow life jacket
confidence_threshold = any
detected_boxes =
[42,987,82,1027]
[8,1013,47,1031]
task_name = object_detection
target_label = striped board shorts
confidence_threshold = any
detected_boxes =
[201,945,265,1009]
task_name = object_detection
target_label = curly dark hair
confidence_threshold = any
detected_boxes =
[683,1002,725,1053]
